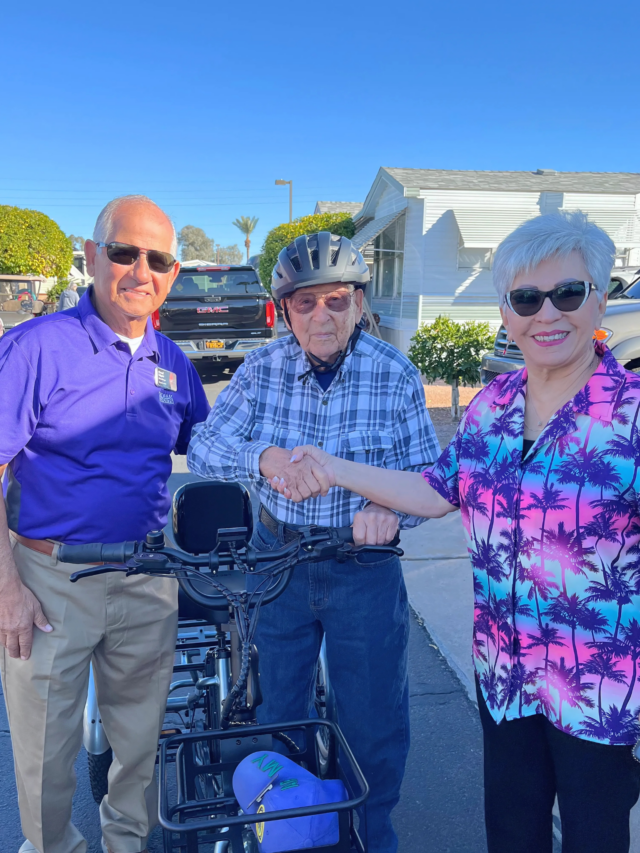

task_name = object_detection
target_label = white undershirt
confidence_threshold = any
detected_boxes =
[115,333,145,355]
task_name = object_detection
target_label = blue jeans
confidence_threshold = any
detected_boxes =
[249,520,410,853]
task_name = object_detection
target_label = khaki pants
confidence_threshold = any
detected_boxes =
[1,539,178,853]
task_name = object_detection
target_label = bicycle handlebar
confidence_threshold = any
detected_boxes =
[58,541,139,565]
[60,525,402,613]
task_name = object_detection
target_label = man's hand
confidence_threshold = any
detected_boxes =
[0,575,52,660]
[260,445,332,503]
[352,503,399,546]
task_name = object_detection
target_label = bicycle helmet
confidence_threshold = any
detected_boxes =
[271,232,369,301]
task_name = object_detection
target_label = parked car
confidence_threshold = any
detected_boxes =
[153,263,276,366]
[481,278,640,384]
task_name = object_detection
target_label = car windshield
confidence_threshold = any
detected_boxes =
[0,281,36,300]
[619,280,640,300]
[169,269,262,297]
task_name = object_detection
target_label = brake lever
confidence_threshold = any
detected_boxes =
[69,565,130,582]
[69,552,181,583]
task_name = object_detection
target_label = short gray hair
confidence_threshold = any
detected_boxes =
[93,195,178,256]
[492,210,615,305]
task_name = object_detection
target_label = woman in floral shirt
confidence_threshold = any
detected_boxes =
[278,211,640,853]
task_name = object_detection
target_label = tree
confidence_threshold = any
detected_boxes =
[232,216,259,262]
[214,244,243,265]
[0,205,73,280]
[46,280,71,302]
[178,225,214,262]
[259,212,355,294]
[68,235,85,250]
[407,315,495,419]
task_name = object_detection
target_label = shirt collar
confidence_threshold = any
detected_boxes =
[78,287,159,360]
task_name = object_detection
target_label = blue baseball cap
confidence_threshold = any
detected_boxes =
[233,750,347,852]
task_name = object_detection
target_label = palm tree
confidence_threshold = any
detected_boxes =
[583,651,627,728]
[526,622,566,676]
[578,704,637,743]
[545,593,592,681]
[232,216,259,262]
[619,618,640,714]
[547,656,594,730]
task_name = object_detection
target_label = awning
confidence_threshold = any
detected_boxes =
[453,209,538,249]
[352,210,404,251]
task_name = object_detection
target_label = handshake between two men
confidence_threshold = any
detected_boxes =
[258,444,401,546]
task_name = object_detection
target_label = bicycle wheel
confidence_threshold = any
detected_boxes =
[314,645,336,778]
[87,748,112,804]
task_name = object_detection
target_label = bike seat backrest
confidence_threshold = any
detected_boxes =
[172,481,253,554]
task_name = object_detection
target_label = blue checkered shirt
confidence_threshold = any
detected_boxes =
[187,333,440,528]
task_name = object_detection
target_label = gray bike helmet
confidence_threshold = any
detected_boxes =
[271,232,369,301]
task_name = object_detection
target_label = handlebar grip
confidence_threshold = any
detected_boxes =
[58,542,137,564]
[335,526,354,544]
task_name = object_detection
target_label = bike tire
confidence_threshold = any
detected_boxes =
[87,748,112,805]
[314,653,336,778]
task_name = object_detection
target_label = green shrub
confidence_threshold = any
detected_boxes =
[45,280,69,302]
[0,206,73,280]
[408,315,494,419]
[259,213,355,294]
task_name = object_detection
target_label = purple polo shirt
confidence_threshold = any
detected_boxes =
[0,290,210,544]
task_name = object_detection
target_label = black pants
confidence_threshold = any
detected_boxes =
[477,683,640,853]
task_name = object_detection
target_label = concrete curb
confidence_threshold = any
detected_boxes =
[407,592,477,705]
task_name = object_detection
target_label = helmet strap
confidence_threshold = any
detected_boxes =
[297,324,363,385]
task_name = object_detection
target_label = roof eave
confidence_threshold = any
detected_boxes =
[354,168,407,222]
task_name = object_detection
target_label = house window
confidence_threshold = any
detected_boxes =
[458,248,492,270]
[372,216,405,298]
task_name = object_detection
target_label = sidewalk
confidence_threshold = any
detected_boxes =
[400,515,640,851]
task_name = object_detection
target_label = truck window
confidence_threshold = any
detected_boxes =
[170,270,263,297]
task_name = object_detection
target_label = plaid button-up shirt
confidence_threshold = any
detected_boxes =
[187,333,440,528]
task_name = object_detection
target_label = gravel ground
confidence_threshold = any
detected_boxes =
[427,407,467,451]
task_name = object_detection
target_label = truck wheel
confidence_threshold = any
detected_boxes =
[87,748,112,805]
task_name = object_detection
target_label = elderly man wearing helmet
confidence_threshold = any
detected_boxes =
[187,232,439,853]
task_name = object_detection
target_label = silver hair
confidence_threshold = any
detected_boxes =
[93,195,178,256]
[492,210,615,305]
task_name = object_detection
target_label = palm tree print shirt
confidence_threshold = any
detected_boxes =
[423,344,640,745]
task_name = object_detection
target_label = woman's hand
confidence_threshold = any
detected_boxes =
[271,445,455,521]
[269,445,338,502]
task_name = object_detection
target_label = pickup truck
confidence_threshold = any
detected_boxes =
[152,263,276,366]
[480,277,640,383]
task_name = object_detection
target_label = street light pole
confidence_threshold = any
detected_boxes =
[275,179,293,223]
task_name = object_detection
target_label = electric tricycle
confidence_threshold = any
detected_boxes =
[59,481,403,853]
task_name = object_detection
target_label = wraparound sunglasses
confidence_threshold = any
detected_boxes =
[506,280,593,317]
[95,242,176,274]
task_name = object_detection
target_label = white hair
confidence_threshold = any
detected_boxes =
[492,210,615,305]
[93,195,178,256]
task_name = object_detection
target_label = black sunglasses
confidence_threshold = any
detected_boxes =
[95,241,176,274]
[506,281,593,317]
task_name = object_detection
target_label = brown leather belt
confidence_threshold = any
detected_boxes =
[11,532,103,565]
[11,532,56,557]
[258,505,301,544]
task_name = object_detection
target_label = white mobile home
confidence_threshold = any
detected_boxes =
[349,167,640,353]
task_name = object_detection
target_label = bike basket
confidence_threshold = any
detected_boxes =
[159,718,369,853]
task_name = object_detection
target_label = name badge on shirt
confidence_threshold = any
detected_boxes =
[154,367,177,392]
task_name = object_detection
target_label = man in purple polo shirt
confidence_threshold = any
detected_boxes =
[0,195,210,853]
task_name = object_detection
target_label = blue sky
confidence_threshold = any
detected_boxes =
[2,0,640,255]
